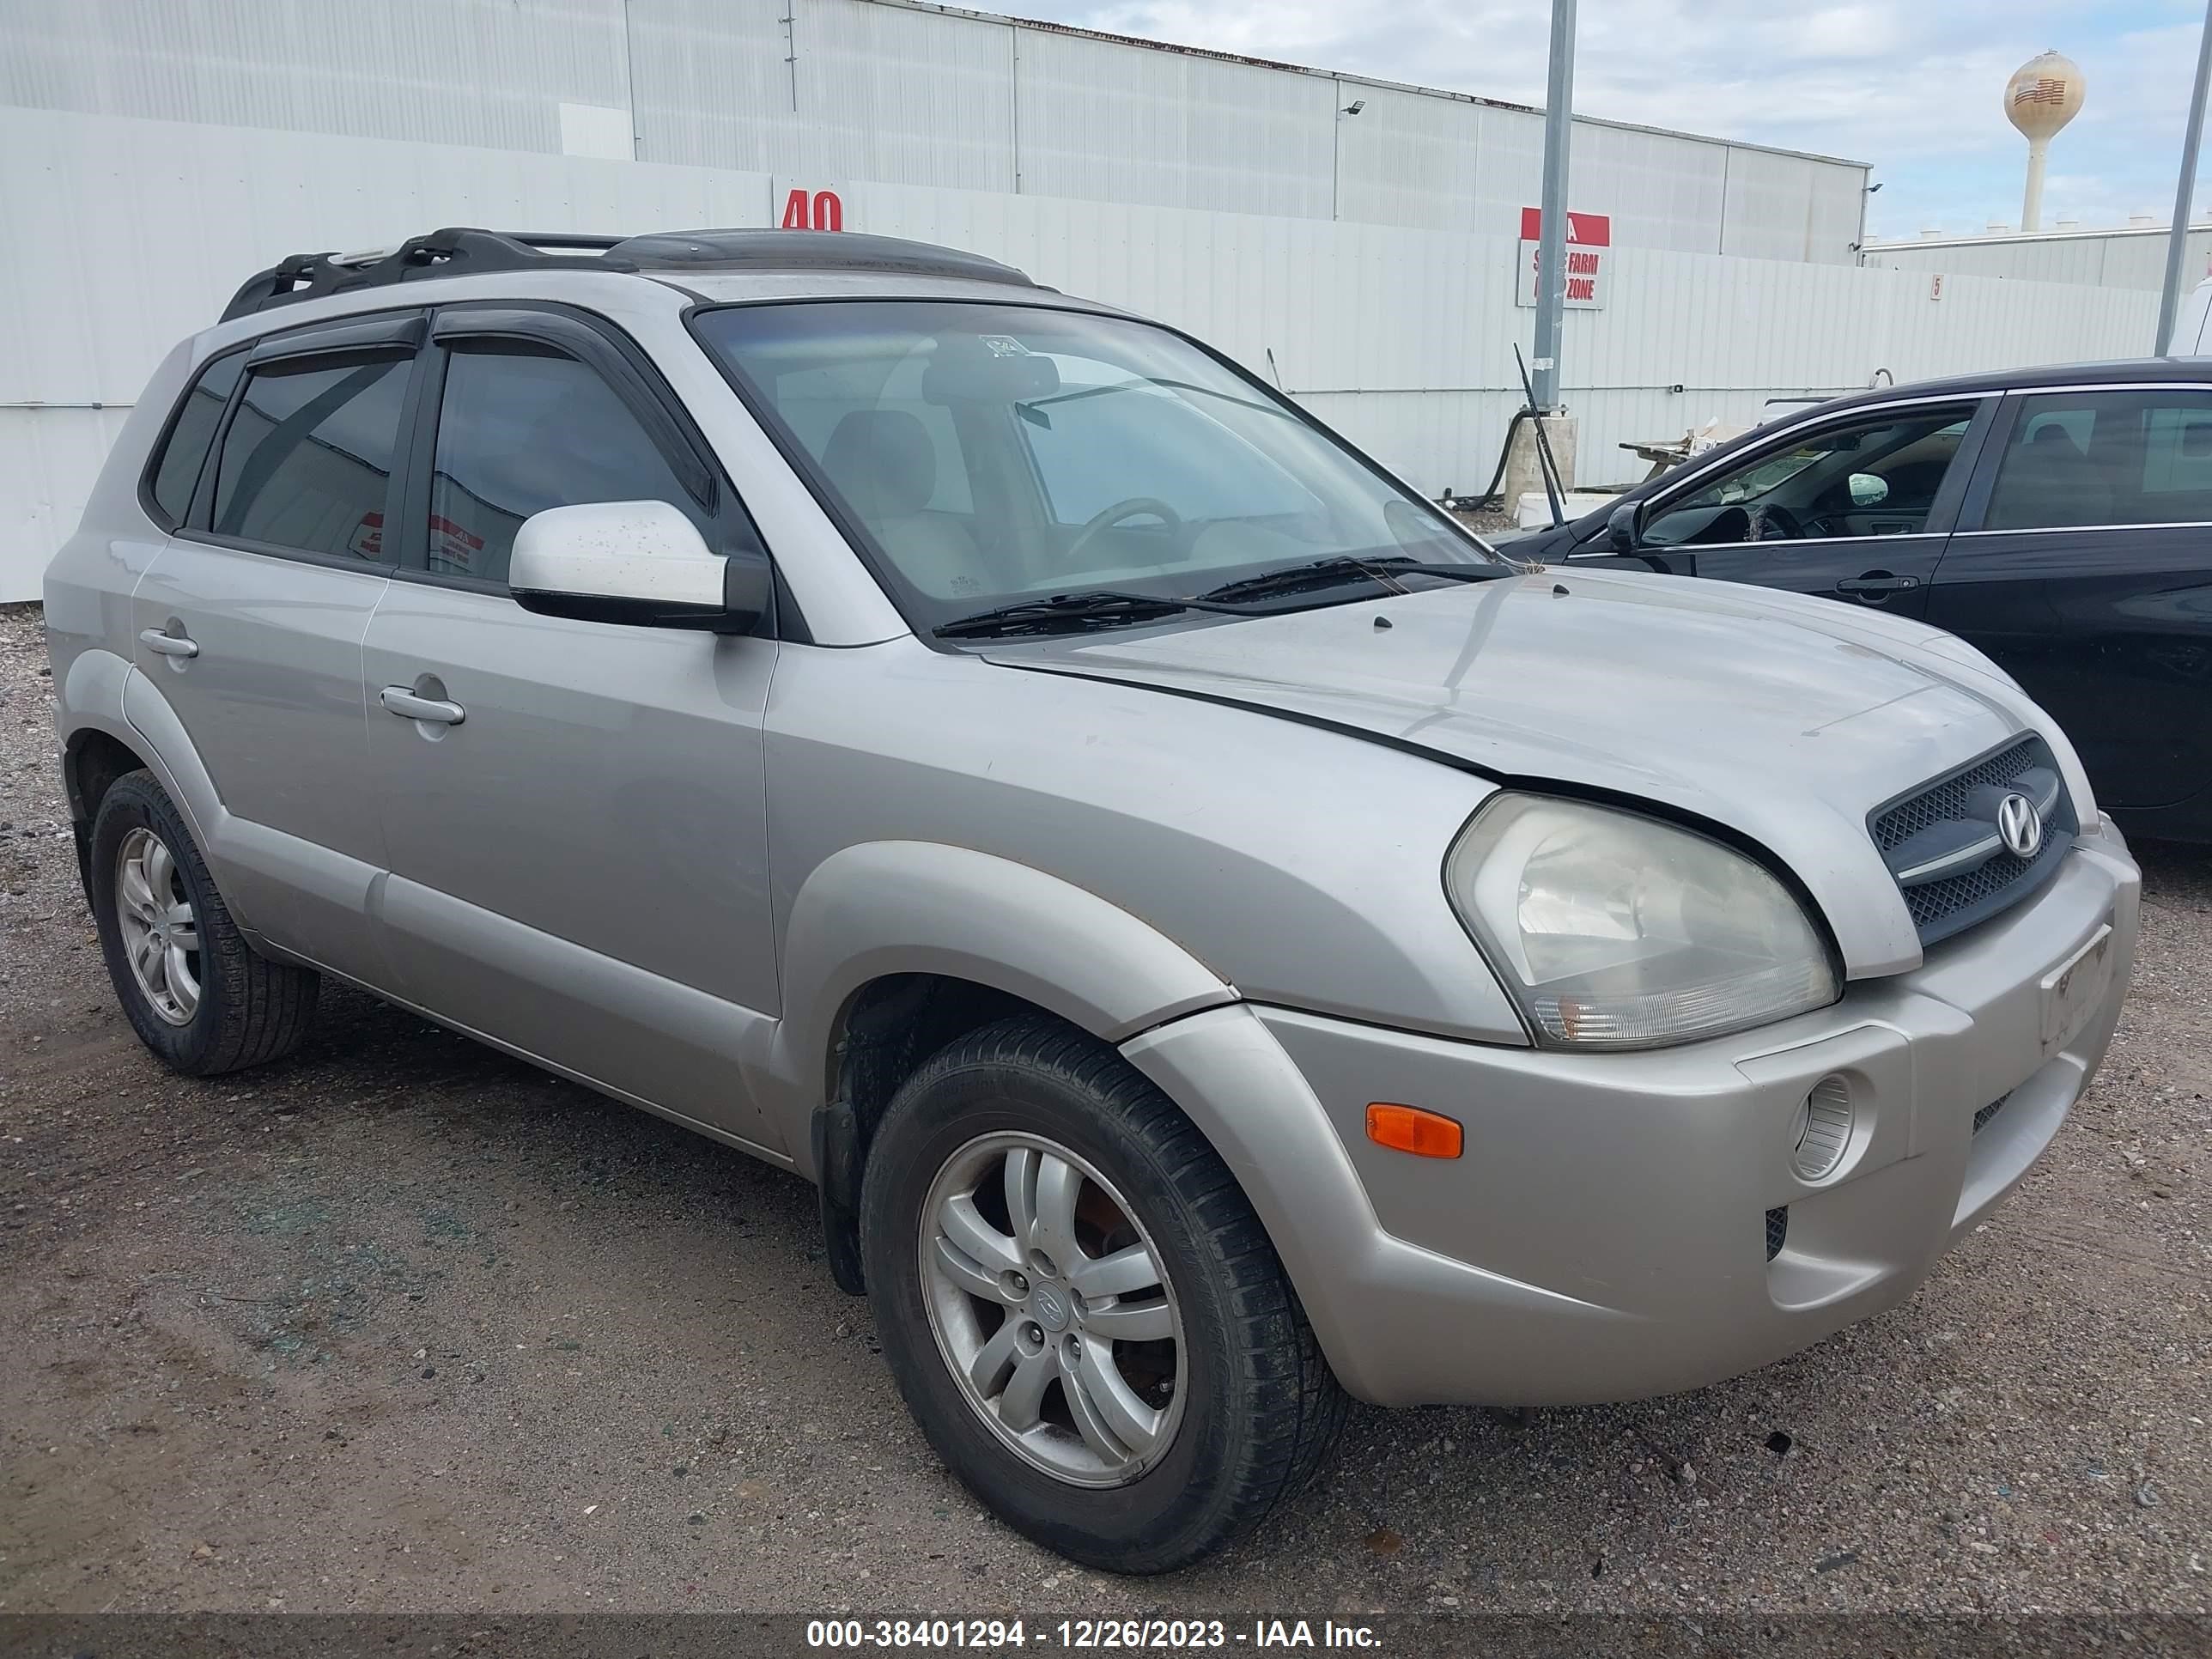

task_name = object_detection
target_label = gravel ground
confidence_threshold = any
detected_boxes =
[1,600,2206,1621]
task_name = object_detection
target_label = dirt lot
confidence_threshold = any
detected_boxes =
[1,601,2206,1620]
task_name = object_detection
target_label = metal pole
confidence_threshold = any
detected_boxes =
[1531,0,1577,411]
[2156,0,2212,353]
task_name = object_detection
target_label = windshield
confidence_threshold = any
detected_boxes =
[690,300,1496,633]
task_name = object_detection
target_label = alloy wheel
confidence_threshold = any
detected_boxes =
[114,826,200,1025]
[917,1131,1187,1486]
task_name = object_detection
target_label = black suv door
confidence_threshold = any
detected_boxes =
[1930,384,2212,836]
[1573,398,1995,617]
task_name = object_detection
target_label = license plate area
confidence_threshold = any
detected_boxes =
[2041,924,2114,1058]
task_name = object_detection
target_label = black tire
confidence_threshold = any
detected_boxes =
[860,1014,1347,1573]
[88,769,319,1076]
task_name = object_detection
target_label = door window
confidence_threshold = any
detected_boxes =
[210,354,411,560]
[1641,405,1976,547]
[425,343,710,583]
[147,349,245,529]
[1984,389,2212,529]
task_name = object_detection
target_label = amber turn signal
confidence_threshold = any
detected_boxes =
[1364,1103,1463,1159]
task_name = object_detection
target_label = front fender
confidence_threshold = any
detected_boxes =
[763,840,1237,1170]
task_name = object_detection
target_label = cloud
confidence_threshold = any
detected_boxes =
[1011,0,2211,240]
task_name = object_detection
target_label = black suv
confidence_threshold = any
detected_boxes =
[1512,360,2212,842]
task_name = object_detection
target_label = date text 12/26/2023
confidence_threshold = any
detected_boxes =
[805,1619,1382,1649]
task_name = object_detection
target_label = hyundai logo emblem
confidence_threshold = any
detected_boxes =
[1032,1285,1071,1331]
[1996,793,2043,860]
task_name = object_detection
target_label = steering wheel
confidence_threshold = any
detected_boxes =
[1066,496,1182,564]
[1745,502,1802,542]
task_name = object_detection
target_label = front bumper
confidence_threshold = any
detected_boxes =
[1121,817,2139,1407]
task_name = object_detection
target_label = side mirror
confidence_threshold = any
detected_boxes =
[1606,501,1639,551]
[508,501,770,634]
[1847,472,1889,507]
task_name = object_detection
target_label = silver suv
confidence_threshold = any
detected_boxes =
[46,228,2140,1572]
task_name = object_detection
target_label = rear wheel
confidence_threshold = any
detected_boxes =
[88,770,319,1075]
[860,1015,1346,1572]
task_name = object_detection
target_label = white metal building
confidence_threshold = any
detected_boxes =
[1862,222,2212,295]
[0,0,2171,599]
[3,0,1875,259]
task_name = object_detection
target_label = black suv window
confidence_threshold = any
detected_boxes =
[146,350,245,529]
[210,356,411,561]
[425,342,710,585]
[1985,388,2212,529]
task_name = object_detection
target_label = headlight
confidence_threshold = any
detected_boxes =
[1445,794,1838,1050]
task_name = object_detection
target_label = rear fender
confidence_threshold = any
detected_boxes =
[64,652,221,845]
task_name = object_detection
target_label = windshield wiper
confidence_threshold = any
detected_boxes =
[1191,554,1517,605]
[935,556,1522,639]
[933,589,1197,639]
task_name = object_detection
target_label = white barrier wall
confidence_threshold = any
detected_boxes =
[0,107,2163,602]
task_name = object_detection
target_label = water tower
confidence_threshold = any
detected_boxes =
[2005,50,2086,233]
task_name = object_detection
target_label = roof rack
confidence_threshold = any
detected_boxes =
[219,227,1038,321]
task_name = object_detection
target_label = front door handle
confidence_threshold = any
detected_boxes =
[138,628,199,659]
[1834,573,1920,597]
[380,685,465,726]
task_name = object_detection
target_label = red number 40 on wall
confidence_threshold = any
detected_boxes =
[781,188,844,230]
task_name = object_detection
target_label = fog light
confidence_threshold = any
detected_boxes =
[1790,1076,1853,1180]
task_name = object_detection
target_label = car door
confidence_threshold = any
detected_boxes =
[360,303,784,1150]
[130,311,423,979]
[1929,383,2212,826]
[1573,397,1996,618]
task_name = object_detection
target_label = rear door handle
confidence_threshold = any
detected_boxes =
[380,686,465,726]
[138,628,198,659]
[1835,573,1919,595]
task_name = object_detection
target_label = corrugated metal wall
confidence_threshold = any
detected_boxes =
[0,0,1868,256]
[1863,228,2212,295]
[0,108,2160,600]
[1,0,636,155]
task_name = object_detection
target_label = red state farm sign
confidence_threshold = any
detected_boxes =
[1515,209,1609,309]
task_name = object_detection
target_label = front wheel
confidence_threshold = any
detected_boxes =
[860,1016,1346,1572]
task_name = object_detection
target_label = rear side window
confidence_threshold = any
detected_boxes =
[146,350,245,529]
[210,355,411,561]
[1985,388,2212,530]
[425,342,709,584]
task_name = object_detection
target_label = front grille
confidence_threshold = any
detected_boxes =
[1903,846,2040,932]
[1871,737,2043,854]
[1765,1206,1789,1261]
[1972,1094,2010,1135]
[1869,735,2076,946]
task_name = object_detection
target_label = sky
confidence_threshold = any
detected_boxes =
[1006,0,2212,244]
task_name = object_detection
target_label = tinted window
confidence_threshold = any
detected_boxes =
[1642,406,1975,546]
[211,355,410,559]
[1986,389,2212,529]
[148,350,245,528]
[426,343,707,583]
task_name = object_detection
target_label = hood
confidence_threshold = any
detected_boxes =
[984,568,2064,976]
